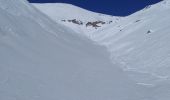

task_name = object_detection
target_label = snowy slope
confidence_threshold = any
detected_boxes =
[33,1,170,99]
[33,3,114,21]
[33,3,120,34]
[89,0,170,83]
[0,0,154,100]
[1,0,170,100]
[34,0,170,83]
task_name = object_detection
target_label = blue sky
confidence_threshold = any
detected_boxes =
[28,0,162,16]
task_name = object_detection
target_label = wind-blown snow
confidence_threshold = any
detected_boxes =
[0,0,170,99]
[34,3,120,34]
[33,1,170,100]
[0,0,157,100]
[89,0,170,82]
[34,0,170,82]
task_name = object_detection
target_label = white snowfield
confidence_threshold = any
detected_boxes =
[34,0,170,83]
[0,0,170,100]
[34,3,120,34]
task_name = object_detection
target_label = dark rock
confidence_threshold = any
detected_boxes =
[67,19,83,25]
[86,21,106,28]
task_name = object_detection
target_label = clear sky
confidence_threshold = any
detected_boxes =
[28,0,163,16]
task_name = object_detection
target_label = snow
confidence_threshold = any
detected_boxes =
[0,0,149,100]
[33,3,120,35]
[34,1,170,83]
[33,1,170,100]
[0,0,170,99]
[89,0,170,82]
[33,3,115,22]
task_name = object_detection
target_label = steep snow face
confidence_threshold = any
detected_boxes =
[33,3,120,34]
[92,0,170,78]
[0,0,152,100]
[1,0,170,100]
[33,1,170,83]
[33,1,170,99]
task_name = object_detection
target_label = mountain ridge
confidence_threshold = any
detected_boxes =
[0,0,170,99]
[0,0,147,100]
[33,1,170,84]
[33,3,121,34]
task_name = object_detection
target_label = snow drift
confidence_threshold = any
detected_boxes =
[34,0,170,84]
[33,1,170,99]
[0,0,146,100]
[0,0,170,100]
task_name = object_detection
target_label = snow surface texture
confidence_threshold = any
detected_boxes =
[34,0,170,84]
[0,0,149,100]
[0,0,170,100]
[33,1,170,99]
[34,3,120,34]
